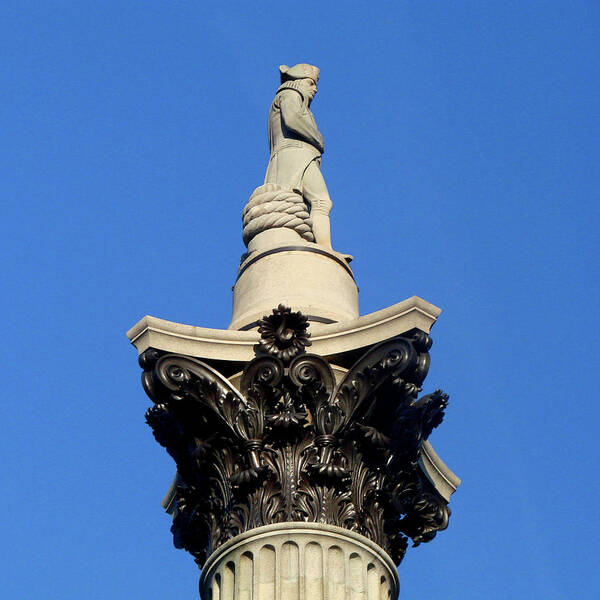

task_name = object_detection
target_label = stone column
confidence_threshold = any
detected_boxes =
[200,523,398,600]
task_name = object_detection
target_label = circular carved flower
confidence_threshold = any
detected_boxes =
[258,304,311,362]
[267,408,308,430]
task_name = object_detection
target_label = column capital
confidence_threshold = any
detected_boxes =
[141,305,455,569]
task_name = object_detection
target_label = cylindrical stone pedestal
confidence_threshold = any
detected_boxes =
[229,245,359,330]
[199,523,399,600]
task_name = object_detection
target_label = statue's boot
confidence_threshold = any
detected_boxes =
[303,161,352,260]
[312,210,353,263]
[311,211,333,249]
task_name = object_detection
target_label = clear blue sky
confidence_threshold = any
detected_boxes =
[2,2,598,599]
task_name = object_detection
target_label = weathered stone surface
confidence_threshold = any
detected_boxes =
[257,63,334,250]
[418,440,461,502]
[200,523,399,600]
[243,185,314,249]
[230,244,359,330]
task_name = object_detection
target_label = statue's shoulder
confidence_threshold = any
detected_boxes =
[275,81,305,102]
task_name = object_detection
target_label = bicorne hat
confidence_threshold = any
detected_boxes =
[279,63,320,83]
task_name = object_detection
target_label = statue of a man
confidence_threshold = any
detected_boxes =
[264,63,333,249]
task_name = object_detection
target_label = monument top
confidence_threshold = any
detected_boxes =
[233,63,359,330]
[129,64,460,599]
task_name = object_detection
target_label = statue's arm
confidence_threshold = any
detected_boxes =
[279,90,325,153]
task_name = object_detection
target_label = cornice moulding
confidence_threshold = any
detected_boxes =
[126,295,442,362]
[419,441,462,502]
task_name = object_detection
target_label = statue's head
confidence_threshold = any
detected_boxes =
[279,64,319,102]
[279,63,320,83]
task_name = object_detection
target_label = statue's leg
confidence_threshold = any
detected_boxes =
[302,160,333,249]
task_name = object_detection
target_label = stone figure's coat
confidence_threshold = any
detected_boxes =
[264,81,324,192]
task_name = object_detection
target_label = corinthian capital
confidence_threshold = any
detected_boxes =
[140,305,452,568]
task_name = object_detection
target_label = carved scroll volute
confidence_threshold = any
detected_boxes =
[288,353,336,395]
[287,354,341,479]
[154,355,249,438]
[331,337,420,437]
[240,355,284,395]
[238,355,285,473]
[140,349,169,403]
[145,353,272,490]
[289,353,336,432]
[399,490,450,546]
[407,330,433,386]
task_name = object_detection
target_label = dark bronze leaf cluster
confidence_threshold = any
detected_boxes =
[141,308,451,568]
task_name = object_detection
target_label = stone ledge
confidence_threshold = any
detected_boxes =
[419,441,462,502]
[126,295,441,363]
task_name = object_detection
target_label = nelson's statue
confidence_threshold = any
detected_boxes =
[242,64,344,256]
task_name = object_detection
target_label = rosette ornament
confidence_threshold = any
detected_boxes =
[257,304,311,361]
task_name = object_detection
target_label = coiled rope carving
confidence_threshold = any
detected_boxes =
[242,184,314,246]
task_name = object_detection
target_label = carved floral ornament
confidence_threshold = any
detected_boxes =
[140,306,452,568]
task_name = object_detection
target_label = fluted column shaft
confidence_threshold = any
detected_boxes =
[200,523,399,600]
